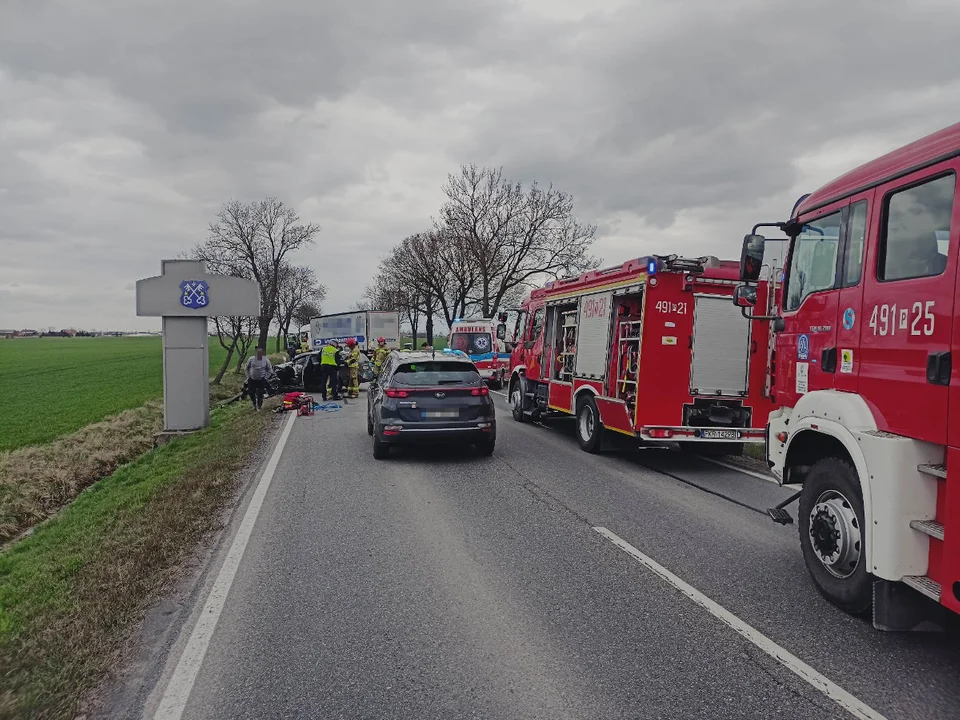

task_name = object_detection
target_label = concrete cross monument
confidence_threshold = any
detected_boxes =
[136,260,260,437]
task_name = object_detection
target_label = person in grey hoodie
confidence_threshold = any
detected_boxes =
[245,346,273,410]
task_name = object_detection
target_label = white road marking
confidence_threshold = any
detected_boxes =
[491,389,508,398]
[593,527,887,720]
[152,411,297,720]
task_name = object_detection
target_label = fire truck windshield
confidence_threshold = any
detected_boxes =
[783,214,841,312]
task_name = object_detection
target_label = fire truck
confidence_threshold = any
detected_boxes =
[508,254,777,456]
[735,121,960,629]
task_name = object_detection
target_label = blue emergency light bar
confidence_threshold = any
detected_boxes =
[646,258,658,274]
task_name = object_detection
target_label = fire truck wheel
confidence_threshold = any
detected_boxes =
[798,458,872,615]
[511,378,528,423]
[576,397,603,454]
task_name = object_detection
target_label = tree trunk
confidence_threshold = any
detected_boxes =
[257,314,271,351]
[425,310,434,345]
[213,346,235,384]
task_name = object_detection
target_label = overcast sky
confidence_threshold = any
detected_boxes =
[1,0,959,331]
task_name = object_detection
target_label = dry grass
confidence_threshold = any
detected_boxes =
[0,375,247,545]
[0,400,275,719]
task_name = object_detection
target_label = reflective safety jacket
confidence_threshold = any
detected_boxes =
[320,344,338,366]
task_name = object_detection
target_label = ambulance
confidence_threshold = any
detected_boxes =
[449,316,511,389]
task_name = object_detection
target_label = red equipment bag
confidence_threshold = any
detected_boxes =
[297,394,315,416]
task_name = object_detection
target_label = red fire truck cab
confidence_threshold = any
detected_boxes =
[509,254,776,455]
[736,121,960,629]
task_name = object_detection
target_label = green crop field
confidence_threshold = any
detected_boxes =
[0,337,234,452]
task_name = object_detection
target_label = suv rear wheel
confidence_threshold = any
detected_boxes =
[476,438,495,456]
[372,433,390,460]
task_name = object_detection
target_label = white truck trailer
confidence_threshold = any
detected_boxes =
[308,311,401,353]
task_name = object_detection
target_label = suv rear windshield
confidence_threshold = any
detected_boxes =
[451,332,493,355]
[393,361,481,386]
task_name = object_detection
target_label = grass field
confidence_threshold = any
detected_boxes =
[0,337,237,452]
[0,401,273,718]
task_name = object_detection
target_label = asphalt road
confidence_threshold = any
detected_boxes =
[135,392,960,720]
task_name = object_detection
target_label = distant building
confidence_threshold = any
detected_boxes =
[0,329,18,339]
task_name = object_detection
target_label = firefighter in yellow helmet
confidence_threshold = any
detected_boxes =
[372,336,390,376]
[345,338,361,398]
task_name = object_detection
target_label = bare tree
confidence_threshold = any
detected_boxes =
[233,316,259,374]
[439,165,599,317]
[274,264,326,351]
[210,316,247,384]
[202,198,321,350]
[363,258,424,345]
[294,301,322,329]
[392,231,479,329]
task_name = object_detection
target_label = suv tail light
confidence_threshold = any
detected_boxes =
[472,386,489,396]
[385,389,409,398]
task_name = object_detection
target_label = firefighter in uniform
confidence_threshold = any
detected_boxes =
[319,339,340,401]
[372,336,390,376]
[345,338,361,398]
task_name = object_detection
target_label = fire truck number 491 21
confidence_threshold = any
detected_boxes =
[868,301,935,336]
[654,300,688,314]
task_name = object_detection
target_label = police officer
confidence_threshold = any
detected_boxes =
[372,336,390,376]
[319,338,340,401]
[345,338,361,398]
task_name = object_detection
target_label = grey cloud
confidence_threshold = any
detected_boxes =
[457,0,960,225]
[1,0,504,133]
[2,0,959,329]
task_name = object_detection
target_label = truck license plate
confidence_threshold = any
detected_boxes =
[424,410,459,419]
[701,429,739,440]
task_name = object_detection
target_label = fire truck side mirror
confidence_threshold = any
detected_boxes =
[733,285,757,308]
[740,234,765,282]
[496,323,507,340]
